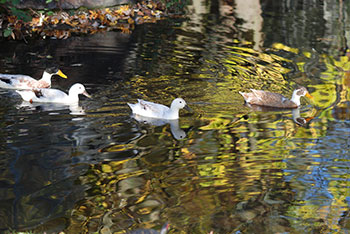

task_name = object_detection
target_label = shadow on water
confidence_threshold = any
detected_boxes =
[0,0,350,233]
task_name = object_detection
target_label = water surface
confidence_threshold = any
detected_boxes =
[0,0,350,233]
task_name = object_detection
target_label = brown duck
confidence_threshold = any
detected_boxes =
[239,86,313,108]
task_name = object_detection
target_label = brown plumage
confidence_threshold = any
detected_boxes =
[239,86,313,108]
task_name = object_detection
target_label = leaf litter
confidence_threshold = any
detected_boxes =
[0,1,169,40]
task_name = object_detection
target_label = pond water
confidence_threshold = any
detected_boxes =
[0,0,350,233]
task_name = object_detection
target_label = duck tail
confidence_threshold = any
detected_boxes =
[127,103,135,110]
[239,91,248,100]
[16,90,35,102]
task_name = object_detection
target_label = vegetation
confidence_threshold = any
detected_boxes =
[0,0,186,41]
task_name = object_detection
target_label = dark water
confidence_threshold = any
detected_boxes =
[0,0,350,233]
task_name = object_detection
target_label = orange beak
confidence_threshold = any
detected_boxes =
[57,69,68,79]
[305,92,313,99]
[304,116,314,122]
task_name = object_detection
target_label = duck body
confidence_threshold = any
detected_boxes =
[127,98,190,120]
[16,83,91,104]
[0,67,67,90]
[239,86,312,109]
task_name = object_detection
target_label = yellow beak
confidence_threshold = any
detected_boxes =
[305,92,313,99]
[57,69,68,79]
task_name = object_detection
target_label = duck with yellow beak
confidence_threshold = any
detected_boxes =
[0,67,67,90]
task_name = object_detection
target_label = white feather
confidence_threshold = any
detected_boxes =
[127,98,189,120]
[16,83,91,104]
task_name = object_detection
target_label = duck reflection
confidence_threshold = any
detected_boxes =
[132,115,187,140]
[18,101,86,115]
[245,104,313,126]
[291,108,314,126]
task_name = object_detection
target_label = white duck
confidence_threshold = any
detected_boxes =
[16,83,91,104]
[0,67,67,90]
[127,98,191,119]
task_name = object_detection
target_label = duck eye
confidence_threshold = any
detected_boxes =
[180,101,182,103]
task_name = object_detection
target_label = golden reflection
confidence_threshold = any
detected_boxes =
[99,143,134,153]
[65,39,350,234]
[272,43,299,54]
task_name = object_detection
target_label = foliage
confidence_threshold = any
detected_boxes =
[0,1,169,40]
[0,0,32,20]
[9,7,31,21]
[0,0,31,40]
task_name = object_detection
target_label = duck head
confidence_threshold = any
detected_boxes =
[171,98,192,112]
[44,67,68,79]
[291,86,313,106]
[69,83,91,98]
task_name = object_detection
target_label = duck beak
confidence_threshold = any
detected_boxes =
[305,92,313,99]
[83,90,92,98]
[57,69,68,79]
[184,104,193,113]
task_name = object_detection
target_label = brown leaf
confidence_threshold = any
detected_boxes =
[143,8,152,16]
[30,17,41,27]
[89,10,98,20]
[121,27,131,34]
[7,16,17,24]
[51,17,60,25]
[127,17,134,24]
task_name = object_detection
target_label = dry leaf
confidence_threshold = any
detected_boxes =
[3,1,165,40]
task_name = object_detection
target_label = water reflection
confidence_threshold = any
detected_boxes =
[291,108,314,126]
[17,101,86,115]
[0,0,350,233]
[132,115,187,140]
[0,111,89,230]
[245,104,315,127]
